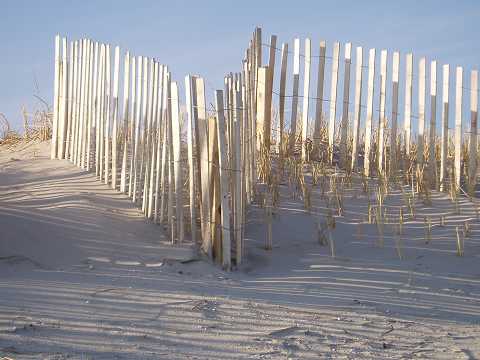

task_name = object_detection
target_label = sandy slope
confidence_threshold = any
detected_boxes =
[0,141,479,359]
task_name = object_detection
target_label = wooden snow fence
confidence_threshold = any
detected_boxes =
[51,28,480,269]
[236,27,478,195]
[49,35,251,270]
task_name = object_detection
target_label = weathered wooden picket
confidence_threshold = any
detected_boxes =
[50,34,252,270]
[50,27,479,269]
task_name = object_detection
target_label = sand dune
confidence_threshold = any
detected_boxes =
[1,141,479,359]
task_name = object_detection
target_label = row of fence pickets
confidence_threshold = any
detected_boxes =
[246,28,478,191]
[50,36,249,270]
[50,27,478,269]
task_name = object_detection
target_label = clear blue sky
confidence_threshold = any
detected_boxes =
[1,0,479,130]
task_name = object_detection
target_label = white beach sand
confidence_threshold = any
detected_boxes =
[1,141,479,359]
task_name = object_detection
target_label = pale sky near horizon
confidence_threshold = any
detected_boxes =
[1,0,479,131]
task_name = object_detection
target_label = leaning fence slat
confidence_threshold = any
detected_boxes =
[59,37,68,159]
[78,39,85,167]
[340,43,351,168]
[147,62,160,218]
[171,81,184,243]
[195,77,211,257]
[235,71,243,228]
[249,40,257,186]
[154,65,167,222]
[278,43,288,157]
[95,44,104,175]
[440,64,449,191]
[138,57,149,205]
[288,38,300,154]
[377,50,387,174]
[429,60,437,183]
[257,67,268,153]
[454,66,463,190]
[120,52,130,193]
[265,35,276,152]
[185,75,197,243]
[159,69,170,224]
[364,48,376,177]
[83,39,91,168]
[301,38,311,160]
[66,41,74,159]
[209,115,221,261]
[351,46,363,171]
[469,70,478,193]
[86,41,95,170]
[104,45,111,184]
[417,57,426,167]
[390,51,400,175]
[99,44,106,180]
[234,89,243,265]
[142,58,155,213]
[75,39,85,166]
[79,39,88,168]
[51,35,60,159]
[132,56,143,202]
[404,53,413,157]
[128,56,137,198]
[313,41,326,155]
[84,40,93,169]
[75,40,83,166]
[328,42,340,164]
[111,46,120,189]
[215,90,232,270]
